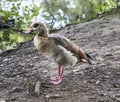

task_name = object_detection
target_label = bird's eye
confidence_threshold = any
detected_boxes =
[33,23,39,28]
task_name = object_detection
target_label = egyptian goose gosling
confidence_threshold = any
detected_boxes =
[26,22,92,85]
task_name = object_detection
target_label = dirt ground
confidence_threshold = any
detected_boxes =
[0,14,120,102]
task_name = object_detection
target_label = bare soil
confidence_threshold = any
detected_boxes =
[0,15,120,102]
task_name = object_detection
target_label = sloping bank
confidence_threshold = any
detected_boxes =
[0,15,120,102]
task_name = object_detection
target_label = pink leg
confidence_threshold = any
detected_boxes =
[50,66,64,85]
[50,66,61,80]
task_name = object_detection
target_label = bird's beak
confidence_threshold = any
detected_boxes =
[24,28,33,34]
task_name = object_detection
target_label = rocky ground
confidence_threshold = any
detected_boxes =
[0,14,120,102]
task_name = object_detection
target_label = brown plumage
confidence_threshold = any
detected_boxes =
[25,22,92,84]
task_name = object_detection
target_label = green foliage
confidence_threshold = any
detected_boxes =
[0,0,40,51]
[40,0,120,30]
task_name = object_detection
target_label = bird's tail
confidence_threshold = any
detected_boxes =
[85,52,92,65]
[77,49,92,65]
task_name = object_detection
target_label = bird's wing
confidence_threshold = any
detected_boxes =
[50,35,92,64]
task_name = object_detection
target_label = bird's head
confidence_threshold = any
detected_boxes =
[25,22,49,38]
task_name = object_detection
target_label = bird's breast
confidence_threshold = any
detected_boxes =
[33,35,54,58]
[34,35,42,51]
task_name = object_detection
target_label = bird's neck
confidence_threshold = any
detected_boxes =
[36,34,48,40]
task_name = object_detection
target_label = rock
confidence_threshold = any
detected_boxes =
[34,81,41,94]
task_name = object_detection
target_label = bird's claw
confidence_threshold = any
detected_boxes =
[50,76,62,84]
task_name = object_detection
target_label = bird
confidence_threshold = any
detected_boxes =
[25,22,92,85]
